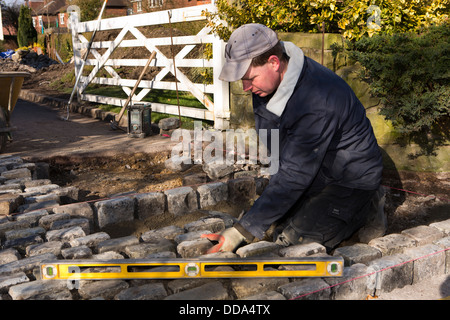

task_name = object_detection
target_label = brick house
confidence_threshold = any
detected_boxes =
[129,0,211,15]
[27,0,129,33]
[23,0,212,34]
[28,0,67,33]
[1,7,18,37]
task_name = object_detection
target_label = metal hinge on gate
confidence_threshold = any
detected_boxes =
[41,257,343,280]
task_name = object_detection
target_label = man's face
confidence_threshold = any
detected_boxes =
[241,56,282,97]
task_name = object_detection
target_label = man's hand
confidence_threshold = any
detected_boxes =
[201,227,246,253]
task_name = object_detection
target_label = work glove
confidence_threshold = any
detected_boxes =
[201,227,246,253]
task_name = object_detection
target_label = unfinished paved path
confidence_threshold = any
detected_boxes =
[7,99,177,161]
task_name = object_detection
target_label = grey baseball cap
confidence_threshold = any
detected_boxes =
[219,24,279,82]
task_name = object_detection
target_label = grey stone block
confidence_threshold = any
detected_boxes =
[19,200,60,214]
[96,235,139,254]
[1,168,31,180]
[243,291,286,300]
[197,182,228,208]
[167,278,214,295]
[93,251,125,260]
[0,183,21,192]
[0,156,23,168]
[366,253,413,295]
[201,251,239,259]
[401,225,444,246]
[0,220,31,239]
[24,179,52,188]
[114,283,168,300]
[94,197,135,229]
[32,162,50,180]
[0,193,24,215]
[24,184,60,195]
[69,232,110,248]
[174,230,211,244]
[5,177,31,186]
[164,187,198,216]
[0,215,7,224]
[177,238,213,258]
[236,241,281,258]
[0,272,29,293]
[205,210,238,228]
[140,225,185,242]
[0,248,21,265]
[333,243,382,266]
[124,239,176,258]
[278,278,331,300]
[165,158,193,172]
[230,277,289,299]
[202,162,235,180]
[234,170,258,179]
[326,263,375,300]
[3,235,44,252]
[182,172,207,186]
[8,279,71,300]
[368,233,417,255]
[26,241,63,257]
[403,244,446,284]
[52,186,79,203]
[39,212,71,230]
[5,226,45,241]
[184,217,225,234]
[134,192,165,220]
[227,177,256,204]
[15,209,48,226]
[146,251,177,259]
[279,242,327,257]
[430,219,450,236]
[433,236,450,273]
[78,280,129,300]
[24,193,59,205]
[50,218,90,235]
[61,245,92,259]
[45,226,86,243]
[164,281,229,300]
[0,253,57,276]
[11,162,35,171]
[158,117,181,130]
[52,202,94,225]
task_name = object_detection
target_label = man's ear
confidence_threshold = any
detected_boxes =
[267,55,281,71]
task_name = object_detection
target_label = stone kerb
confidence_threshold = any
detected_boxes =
[93,197,135,229]
[164,187,198,216]
[86,176,257,229]
[0,155,449,300]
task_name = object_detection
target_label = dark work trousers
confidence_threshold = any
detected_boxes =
[275,184,377,251]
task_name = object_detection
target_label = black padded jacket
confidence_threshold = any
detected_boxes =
[236,56,383,240]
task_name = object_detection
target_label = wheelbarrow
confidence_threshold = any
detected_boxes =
[0,72,30,153]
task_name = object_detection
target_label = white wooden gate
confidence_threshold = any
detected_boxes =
[69,4,230,129]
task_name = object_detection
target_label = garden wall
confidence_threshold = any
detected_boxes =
[229,32,449,172]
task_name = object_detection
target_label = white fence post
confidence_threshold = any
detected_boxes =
[212,36,230,130]
[69,11,82,102]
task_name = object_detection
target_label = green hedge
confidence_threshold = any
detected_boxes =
[347,23,450,156]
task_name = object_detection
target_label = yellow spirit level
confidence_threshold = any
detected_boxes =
[41,257,343,280]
